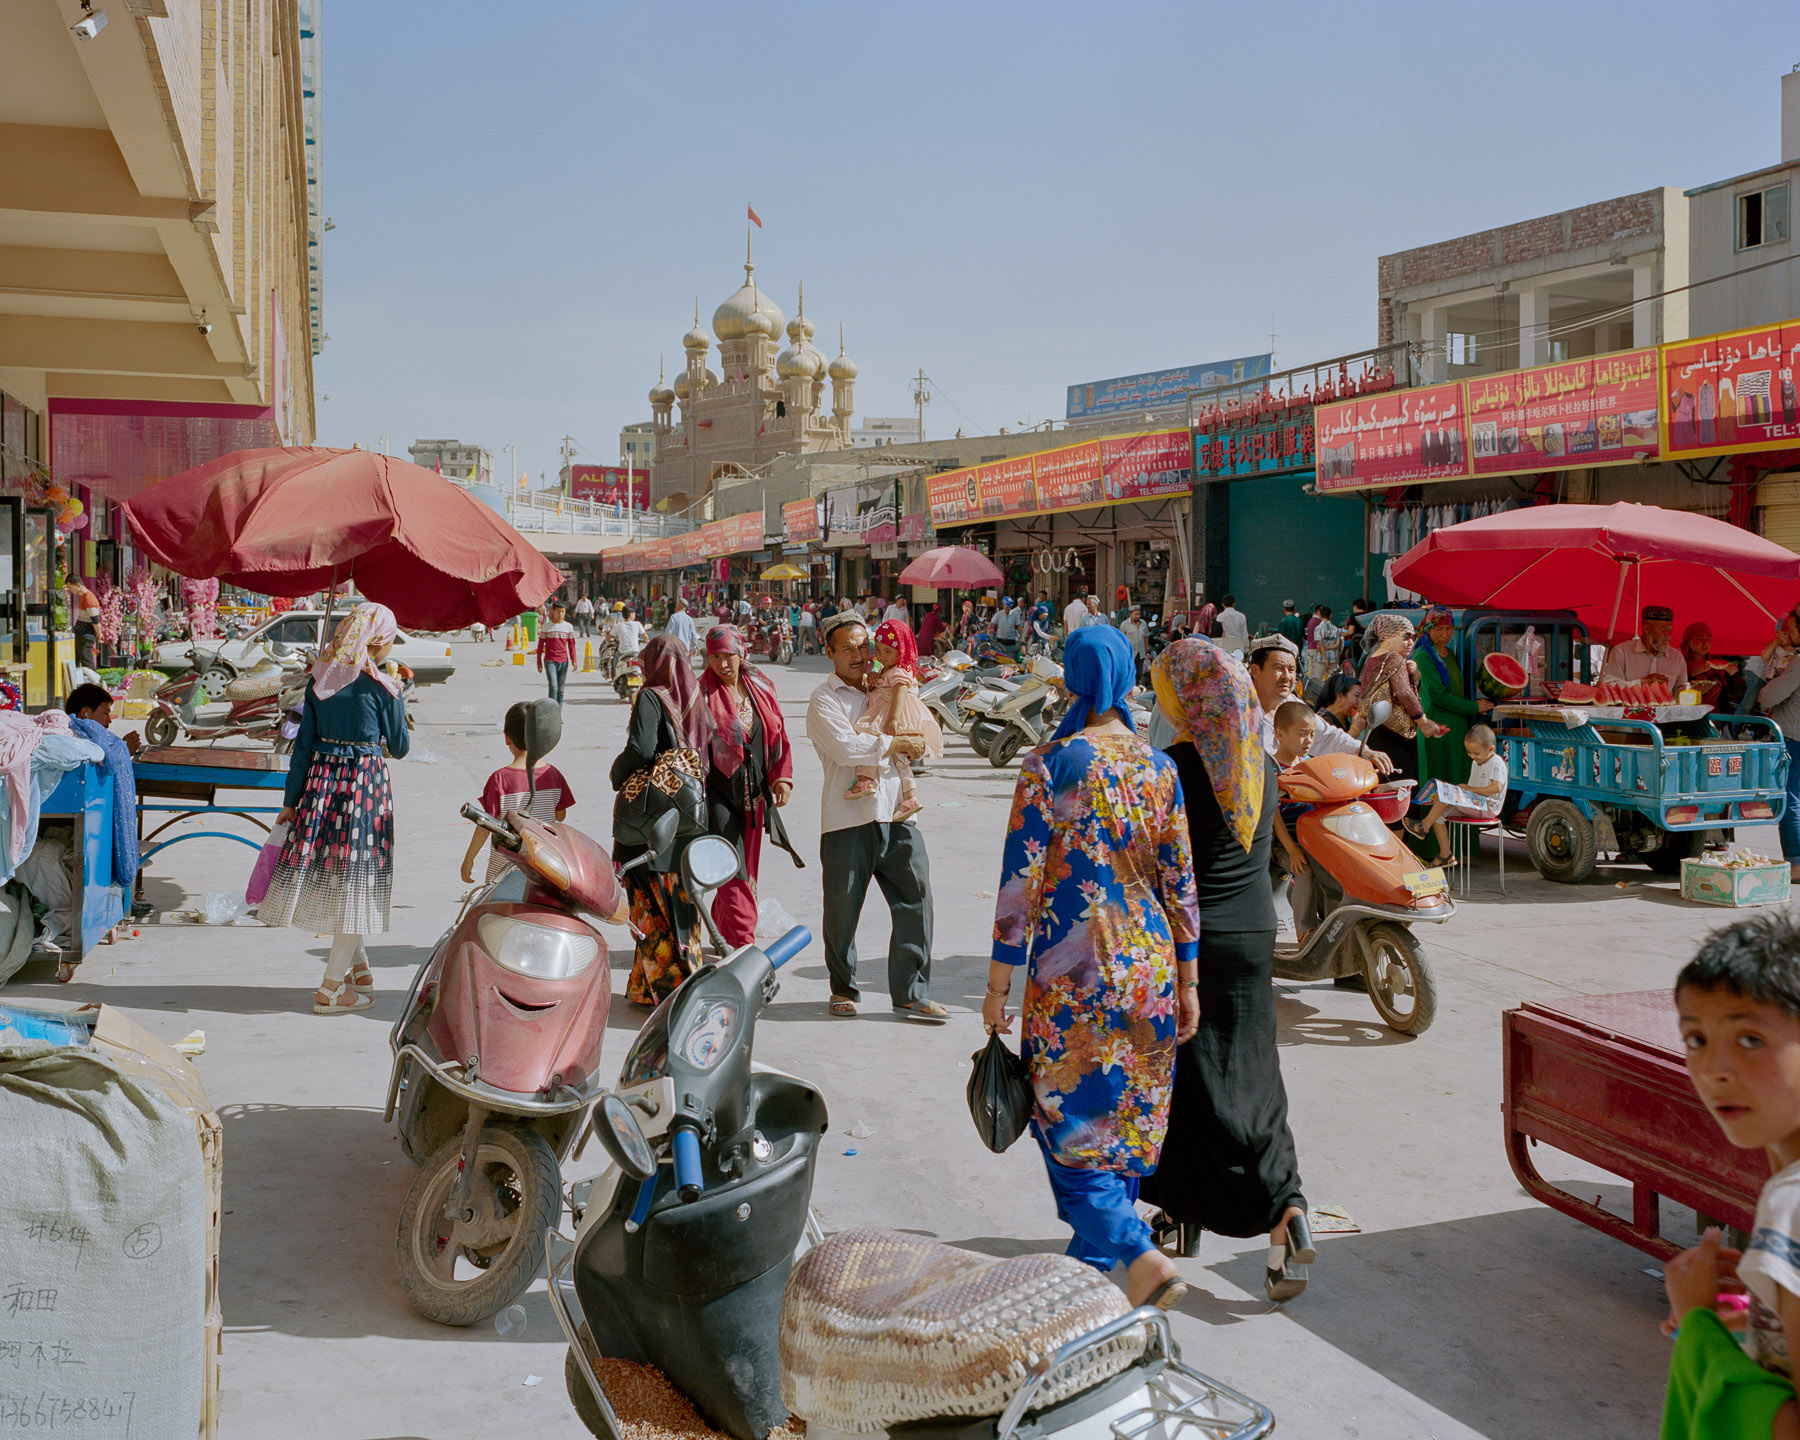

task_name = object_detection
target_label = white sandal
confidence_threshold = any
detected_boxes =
[348,958,375,993]
[313,977,373,1015]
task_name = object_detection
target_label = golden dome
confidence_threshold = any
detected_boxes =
[671,370,691,401]
[829,324,858,381]
[712,236,786,341]
[776,343,823,380]
[681,299,709,353]
[649,356,675,406]
[786,282,815,343]
[743,307,777,340]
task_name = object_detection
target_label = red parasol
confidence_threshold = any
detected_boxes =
[1389,502,1800,654]
[898,545,1003,589]
[122,447,564,629]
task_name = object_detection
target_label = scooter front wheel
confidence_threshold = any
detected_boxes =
[144,711,179,749]
[395,1121,561,1326]
[1357,921,1437,1036]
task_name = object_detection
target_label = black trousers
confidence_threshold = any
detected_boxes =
[820,821,932,1006]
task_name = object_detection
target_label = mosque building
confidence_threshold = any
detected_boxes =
[648,232,858,512]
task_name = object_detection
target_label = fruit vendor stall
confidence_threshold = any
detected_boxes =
[1393,607,1790,882]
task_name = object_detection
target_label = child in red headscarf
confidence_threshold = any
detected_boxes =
[848,619,944,821]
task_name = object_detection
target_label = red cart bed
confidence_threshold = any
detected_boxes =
[1503,990,1768,1259]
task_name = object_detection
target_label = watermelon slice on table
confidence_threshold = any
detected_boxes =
[1558,682,1596,703]
[1477,651,1529,701]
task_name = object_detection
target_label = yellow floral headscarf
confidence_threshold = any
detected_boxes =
[1152,637,1265,852]
[311,601,401,700]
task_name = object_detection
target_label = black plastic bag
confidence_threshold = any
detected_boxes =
[967,1032,1033,1153]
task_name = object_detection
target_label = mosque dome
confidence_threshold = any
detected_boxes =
[828,347,859,382]
[682,324,710,353]
[671,371,691,401]
[649,378,676,406]
[742,308,777,341]
[776,344,823,380]
[712,274,785,343]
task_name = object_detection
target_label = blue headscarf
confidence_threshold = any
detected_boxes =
[1052,625,1139,741]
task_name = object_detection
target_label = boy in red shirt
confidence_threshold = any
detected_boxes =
[460,701,576,884]
[535,601,578,703]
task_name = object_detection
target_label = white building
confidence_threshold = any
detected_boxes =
[408,439,493,484]
[620,421,657,472]
[851,417,923,449]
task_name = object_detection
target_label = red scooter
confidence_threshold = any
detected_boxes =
[385,701,633,1325]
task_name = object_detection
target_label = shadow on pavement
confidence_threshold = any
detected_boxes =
[1204,1204,1666,1439]
[1,974,407,1021]
[1273,991,1415,1049]
[217,1101,566,1343]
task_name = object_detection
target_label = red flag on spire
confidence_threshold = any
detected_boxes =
[747,205,762,229]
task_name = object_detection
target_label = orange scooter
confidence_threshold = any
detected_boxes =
[1275,747,1454,1036]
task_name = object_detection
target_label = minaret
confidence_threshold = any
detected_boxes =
[648,356,675,433]
[829,324,858,441]
[776,284,821,423]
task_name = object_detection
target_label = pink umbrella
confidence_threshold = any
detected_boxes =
[898,545,1002,589]
[1389,502,1800,653]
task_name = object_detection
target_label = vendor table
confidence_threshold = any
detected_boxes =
[39,761,128,960]
[1503,991,1767,1259]
[132,745,289,889]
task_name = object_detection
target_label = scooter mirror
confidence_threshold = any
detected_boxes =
[592,1092,656,1183]
[681,835,739,894]
[523,697,562,797]
[1368,699,1392,730]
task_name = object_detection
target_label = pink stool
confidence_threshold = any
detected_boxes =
[1444,816,1506,896]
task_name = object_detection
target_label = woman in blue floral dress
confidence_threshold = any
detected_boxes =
[985,626,1200,1309]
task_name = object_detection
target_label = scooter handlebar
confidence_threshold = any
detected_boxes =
[763,925,811,970]
[671,1126,704,1202]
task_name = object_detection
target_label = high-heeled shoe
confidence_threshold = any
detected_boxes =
[1264,1211,1314,1302]
[1150,1210,1201,1259]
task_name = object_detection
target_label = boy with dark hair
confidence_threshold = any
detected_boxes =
[459,701,575,885]
[1663,912,1800,1435]
[535,601,577,704]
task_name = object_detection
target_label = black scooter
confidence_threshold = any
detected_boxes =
[548,833,827,1440]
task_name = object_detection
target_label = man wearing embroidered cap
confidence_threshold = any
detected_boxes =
[1601,604,1689,691]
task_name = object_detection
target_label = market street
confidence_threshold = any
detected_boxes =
[3,641,1764,1440]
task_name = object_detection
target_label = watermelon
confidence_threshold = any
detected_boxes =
[1477,651,1529,701]
[1558,681,1596,703]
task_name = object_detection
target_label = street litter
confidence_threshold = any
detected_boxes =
[174,1029,206,1057]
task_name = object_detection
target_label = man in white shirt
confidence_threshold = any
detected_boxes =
[1084,595,1111,627]
[1248,635,1395,774]
[663,597,698,653]
[1119,605,1149,678]
[1063,591,1090,636]
[1601,604,1689,691]
[883,597,909,625]
[573,594,596,636]
[1216,595,1250,657]
[612,606,646,658]
[805,612,946,1023]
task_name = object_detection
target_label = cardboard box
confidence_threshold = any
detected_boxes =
[1680,856,1793,908]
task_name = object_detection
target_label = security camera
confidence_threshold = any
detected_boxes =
[71,6,106,38]
[197,322,213,336]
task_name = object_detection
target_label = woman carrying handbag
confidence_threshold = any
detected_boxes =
[610,634,710,1005]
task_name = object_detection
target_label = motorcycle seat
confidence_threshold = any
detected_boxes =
[780,1228,1143,1434]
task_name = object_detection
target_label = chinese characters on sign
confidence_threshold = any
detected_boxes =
[1662,321,1800,460]
[782,498,820,544]
[601,513,767,574]
[1467,349,1659,477]
[1192,418,1317,479]
[1315,383,1472,491]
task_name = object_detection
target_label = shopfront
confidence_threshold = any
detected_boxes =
[927,429,1194,621]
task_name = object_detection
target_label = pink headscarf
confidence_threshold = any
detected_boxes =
[311,602,402,701]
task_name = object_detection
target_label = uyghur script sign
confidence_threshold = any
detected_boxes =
[1315,383,1471,492]
[927,430,1192,527]
[1662,321,1800,460]
[1066,356,1272,421]
[1467,349,1659,478]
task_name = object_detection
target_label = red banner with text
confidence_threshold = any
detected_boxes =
[925,430,1190,526]
[1662,321,1800,460]
[1467,349,1659,478]
[1315,383,1471,491]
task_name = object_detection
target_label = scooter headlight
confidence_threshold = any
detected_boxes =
[1320,804,1393,848]
[476,915,599,980]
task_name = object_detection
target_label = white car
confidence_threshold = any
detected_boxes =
[153,609,457,685]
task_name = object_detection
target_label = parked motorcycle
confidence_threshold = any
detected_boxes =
[384,700,632,1325]
[1274,739,1450,1035]
[550,834,825,1440]
[143,651,307,749]
[920,650,1008,746]
[746,611,795,665]
[967,653,1066,767]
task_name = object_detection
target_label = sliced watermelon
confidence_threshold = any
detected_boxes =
[1559,681,1596,703]
[1478,651,1529,701]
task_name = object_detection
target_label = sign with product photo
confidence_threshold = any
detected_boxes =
[1661,320,1800,460]
[1466,349,1659,479]
[926,429,1191,526]
[1315,383,1472,491]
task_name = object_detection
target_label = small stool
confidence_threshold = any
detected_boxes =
[1443,816,1506,896]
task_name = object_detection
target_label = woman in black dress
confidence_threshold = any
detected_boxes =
[1139,636,1315,1302]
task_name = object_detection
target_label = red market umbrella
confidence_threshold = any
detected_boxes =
[898,545,1003,589]
[122,447,565,629]
[1389,502,1800,653]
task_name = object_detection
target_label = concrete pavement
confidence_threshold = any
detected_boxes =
[4,638,1756,1438]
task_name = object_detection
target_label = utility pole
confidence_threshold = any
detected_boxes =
[558,435,577,496]
[504,443,517,490]
[912,369,931,444]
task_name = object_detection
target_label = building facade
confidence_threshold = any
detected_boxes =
[619,420,656,473]
[850,416,922,449]
[407,439,492,483]
[647,236,857,512]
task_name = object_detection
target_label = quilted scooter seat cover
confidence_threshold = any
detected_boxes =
[779,1228,1144,1433]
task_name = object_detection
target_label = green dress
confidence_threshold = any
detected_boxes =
[1414,641,1483,785]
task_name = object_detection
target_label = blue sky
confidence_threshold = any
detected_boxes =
[314,2,1800,484]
